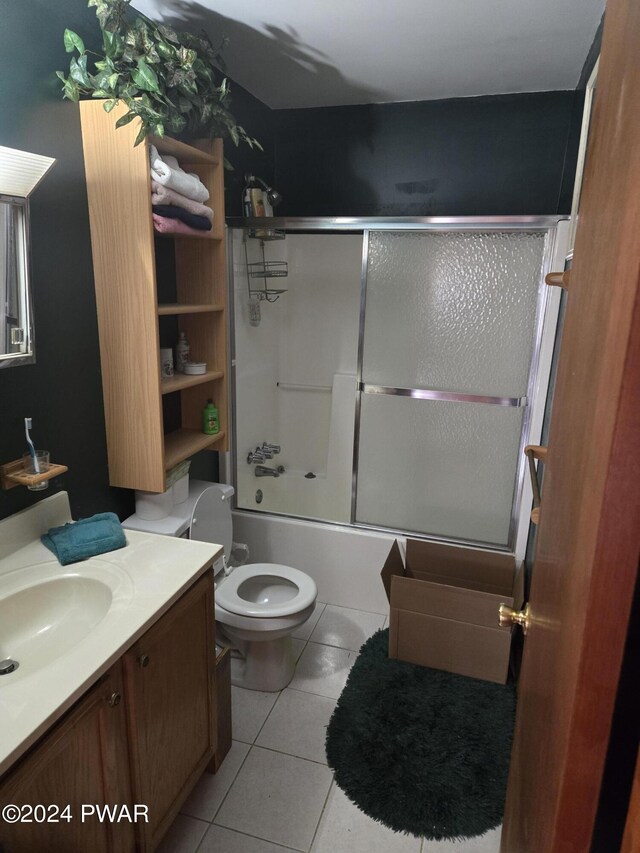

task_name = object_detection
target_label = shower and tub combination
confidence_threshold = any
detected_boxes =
[223,217,569,613]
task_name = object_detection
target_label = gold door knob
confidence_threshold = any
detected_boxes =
[108,691,121,707]
[499,603,531,635]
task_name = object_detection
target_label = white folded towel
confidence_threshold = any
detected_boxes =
[149,145,210,203]
[151,181,213,222]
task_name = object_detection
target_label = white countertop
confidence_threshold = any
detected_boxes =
[0,492,222,776]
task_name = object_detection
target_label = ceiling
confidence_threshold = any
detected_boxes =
[132,0,605,110]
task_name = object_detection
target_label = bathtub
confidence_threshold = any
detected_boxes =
[232,507,396,615]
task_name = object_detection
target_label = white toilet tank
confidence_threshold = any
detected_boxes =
[122,480,236,575]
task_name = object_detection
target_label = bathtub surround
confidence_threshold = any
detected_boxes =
[229,220,567,556]
[325,630,516,840]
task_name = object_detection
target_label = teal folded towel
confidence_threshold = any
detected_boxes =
[41,512,127,565]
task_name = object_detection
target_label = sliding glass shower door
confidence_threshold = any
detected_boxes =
[355,229,551,547]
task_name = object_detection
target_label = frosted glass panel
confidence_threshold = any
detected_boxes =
[362,230,547,397]
[355,394,524,545]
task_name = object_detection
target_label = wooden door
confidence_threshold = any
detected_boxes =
[501,0,640,850]
[123,571,216,852]
[0,663,134,853]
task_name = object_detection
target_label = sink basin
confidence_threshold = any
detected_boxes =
[0,562,129,683]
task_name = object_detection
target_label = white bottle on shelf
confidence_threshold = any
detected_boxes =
[175,332,190,373]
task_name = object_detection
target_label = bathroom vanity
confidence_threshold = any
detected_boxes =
[0,493,223,852]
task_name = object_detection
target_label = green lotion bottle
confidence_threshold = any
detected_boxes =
[203,399,219,435]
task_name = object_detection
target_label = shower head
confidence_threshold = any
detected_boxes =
[244,173,283,209]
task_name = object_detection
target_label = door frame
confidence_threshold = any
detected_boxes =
[501,0,640,847]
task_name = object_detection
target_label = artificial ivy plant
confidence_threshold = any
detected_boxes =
[57,0,260,159]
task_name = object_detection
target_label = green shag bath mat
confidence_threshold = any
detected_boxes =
[325,629,516,841]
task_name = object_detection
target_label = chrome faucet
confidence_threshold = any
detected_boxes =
[254,465,280,478]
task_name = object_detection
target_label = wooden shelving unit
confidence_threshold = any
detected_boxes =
[79,100,228,493]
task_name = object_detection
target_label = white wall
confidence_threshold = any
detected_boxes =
[233,232,362,519]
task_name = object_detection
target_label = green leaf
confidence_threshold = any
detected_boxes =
[156,42,176,62]
[133,123,149,146]
[157,23,179,44]
[115,110,137,128]
[102,29,124,59]
[69,55,91,87]
[178,47,196,68]
[62,77,80,102]
[64,29,85,54]
[132,58,159,92]
[103,98,118,113]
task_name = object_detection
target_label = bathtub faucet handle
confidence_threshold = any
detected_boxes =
[262,442,281,455]
[247,449,266,464]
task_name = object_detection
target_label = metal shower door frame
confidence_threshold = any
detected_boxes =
[351,218,563,551]
[226,216,565,552]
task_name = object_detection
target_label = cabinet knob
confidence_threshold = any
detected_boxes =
[139,654,150,668]
[108,691,121,707]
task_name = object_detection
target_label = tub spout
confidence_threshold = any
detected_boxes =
[255,465,280,478]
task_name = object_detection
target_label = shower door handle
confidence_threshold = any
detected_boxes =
[360,383,526,408]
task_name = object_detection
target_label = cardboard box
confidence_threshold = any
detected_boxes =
[380,539,524,684]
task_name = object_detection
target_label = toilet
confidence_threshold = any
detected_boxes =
[123,480,317,692]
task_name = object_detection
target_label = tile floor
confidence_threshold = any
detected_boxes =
[157,603,501,853]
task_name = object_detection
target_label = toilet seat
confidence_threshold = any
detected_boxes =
[216,563,317,618]
[189,485,233,559]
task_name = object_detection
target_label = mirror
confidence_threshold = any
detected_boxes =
[0,195,33,368]
[0,145,56,369]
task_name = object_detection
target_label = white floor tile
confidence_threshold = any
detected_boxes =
[215,746,332,851]
[293,601,327,640]
[198,824,293,852]
[292,636,306,662]
[181,741,250,822]
[256,688,336,764]
[289,642,356,700]
[231,685,279,743]
[422,827,501,853]
[311,784,422,853]
[156,814,209,853]
[310,605,385,652]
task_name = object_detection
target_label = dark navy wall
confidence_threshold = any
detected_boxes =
[0,0,270,523]
[0,0,126,523]
[273,91,583,217]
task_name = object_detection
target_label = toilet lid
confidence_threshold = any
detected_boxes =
[189,486,233,558]
[216,563,317,618]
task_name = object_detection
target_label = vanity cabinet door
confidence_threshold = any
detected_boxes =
[0,663,135,853]
[123,570,216,852]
